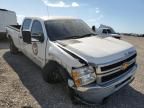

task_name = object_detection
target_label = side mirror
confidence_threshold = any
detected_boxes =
[38,35,44,42]
[31,33,44,43]
[22,31,31,44]
[92,25,96,32]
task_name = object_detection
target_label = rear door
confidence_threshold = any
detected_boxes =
[20,19,32,55]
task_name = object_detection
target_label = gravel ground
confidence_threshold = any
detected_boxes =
[0,36,144,108]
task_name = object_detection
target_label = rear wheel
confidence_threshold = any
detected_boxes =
[9,38,19,54]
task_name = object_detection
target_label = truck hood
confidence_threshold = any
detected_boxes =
[110,33,121,37]
[57,36,136,64]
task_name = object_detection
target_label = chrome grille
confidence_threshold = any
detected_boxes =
[101,62,135,82]
[101,53,137,72]
[98,53,137,83]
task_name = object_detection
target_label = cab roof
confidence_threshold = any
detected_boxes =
[24,16,77,21]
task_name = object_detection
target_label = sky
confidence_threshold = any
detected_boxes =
[0,0,143,34]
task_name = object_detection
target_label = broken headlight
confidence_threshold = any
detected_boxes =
[71,66,96,87]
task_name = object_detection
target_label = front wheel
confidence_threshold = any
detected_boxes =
[42,61,82,104]
[42,61,63,83]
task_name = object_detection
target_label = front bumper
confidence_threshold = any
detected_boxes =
[71,64,137,104]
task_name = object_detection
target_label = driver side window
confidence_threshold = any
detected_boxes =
[102,29,107,34]
[31,20,44,42]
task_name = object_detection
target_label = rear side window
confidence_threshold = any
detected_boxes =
[22,19,32,30]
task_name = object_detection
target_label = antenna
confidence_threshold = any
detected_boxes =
[46,5,50,17]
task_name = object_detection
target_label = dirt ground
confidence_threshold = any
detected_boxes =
[0,36,144,108]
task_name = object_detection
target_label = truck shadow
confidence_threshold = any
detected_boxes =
[0,40,9,49]
[3,51,144,108]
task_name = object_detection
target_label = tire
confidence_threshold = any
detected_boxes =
[42,61,63,83]
[42,61,80,104]
[56,65,80,104]
[9,38,19,54]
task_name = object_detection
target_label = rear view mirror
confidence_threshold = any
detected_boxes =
[22,31,31,44]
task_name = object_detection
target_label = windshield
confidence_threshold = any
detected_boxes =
[105,29,115,34]
[102,29,116,34]
[45,19,95,41]
[107,29,113,34]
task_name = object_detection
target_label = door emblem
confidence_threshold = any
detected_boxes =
[32,43,38,55]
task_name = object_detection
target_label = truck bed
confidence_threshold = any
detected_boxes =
[6,25,21,49]
[7,25,21,32]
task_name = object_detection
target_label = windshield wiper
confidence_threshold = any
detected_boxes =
[63,33,97,40]
[79,33,97,38]
[63,33,97,39]
[63,36,82,39]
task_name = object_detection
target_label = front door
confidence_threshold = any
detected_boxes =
[30,20,47,67]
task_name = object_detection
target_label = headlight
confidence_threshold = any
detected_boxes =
[71,66,96,87]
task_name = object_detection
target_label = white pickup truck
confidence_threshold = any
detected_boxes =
[96,27,121,39]
[6,17,137,105]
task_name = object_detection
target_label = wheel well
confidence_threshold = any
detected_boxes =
[44,60,72,81]
[7,35,12,40]
[8,35,16,47]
